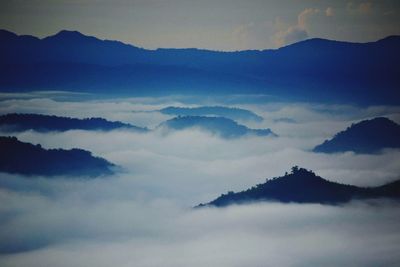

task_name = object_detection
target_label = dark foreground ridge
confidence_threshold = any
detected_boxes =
[0,113,148,132]
[159,106,263,122]
[198,166,400,207]
[0,136,115,177]
[313,117,400,154]
[158,116,276,138]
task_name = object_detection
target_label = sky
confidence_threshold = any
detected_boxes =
[1,0,400,50]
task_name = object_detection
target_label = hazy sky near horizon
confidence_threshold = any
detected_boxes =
[1,0,400,51]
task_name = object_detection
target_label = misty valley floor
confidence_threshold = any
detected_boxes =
[0,93,400,266]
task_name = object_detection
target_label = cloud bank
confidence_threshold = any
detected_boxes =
[0,94,400,266]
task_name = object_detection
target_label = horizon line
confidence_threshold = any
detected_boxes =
[1,28,399,53]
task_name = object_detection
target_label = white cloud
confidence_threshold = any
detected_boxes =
[272,26,308,47]
[298,8,320,29]
[0,95,400,266]
[0,191,399,267]
[272,8,320,47]
[347,2,373,15]
[271,1,396,47]
[326,7,335,17]
[2,99,400,199]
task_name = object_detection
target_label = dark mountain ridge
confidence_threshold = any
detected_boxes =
[0,136,115,177]
[199,166,400,207]
[158,116,276,138]
[313,117,400,154]
[0,113,272,138]
[1,29,399,104]
[0,113,148,132]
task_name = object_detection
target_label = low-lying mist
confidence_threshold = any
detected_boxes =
[0,94,400,266]
[1,185,399,267]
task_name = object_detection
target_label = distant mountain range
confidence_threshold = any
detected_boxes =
[199,166,400,207]
[0,136,115,177]
[0,113,275,139]
[1,29,399,104]
[313,117,400,154]
[0,113,148,132]
[159,106,263,122]
[158,116,276,138]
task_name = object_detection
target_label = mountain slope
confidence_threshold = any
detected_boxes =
[159,106,263,122]
[199,167,400,207]
[1,29,399,104]
[158,116,276,138]
[0,113,148,132]
[313,117,400,154]
[0,136,115,177]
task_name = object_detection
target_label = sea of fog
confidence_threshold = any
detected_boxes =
[0,92,400,266]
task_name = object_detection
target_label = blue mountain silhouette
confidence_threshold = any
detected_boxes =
[313,117,400,154]
[159,106,263,122]
[158,116,276,138]
[199,166,400,207]
[1,29,399,104]
[0,136,115,177]
[0,113,148,132]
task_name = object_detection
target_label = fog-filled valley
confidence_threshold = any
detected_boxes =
[0,92,400,266]
[2,0,400,265]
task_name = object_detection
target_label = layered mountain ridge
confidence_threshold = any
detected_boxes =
[1,29,399,104]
